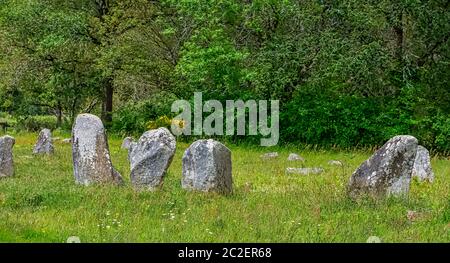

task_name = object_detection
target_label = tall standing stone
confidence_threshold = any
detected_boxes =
[182,139,232,194]
[412,145,434,182]
[348,135,418,198]
[0,135,15,178]
[33,128,54,155]
[129,128,176,190]
[72,114,123,185]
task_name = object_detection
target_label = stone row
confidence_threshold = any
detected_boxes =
[0,114,435,198]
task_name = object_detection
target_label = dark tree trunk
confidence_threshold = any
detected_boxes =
[102,78,113,124]
[393,9,404,63]
[394,25,403,62]
[56,101,63,128]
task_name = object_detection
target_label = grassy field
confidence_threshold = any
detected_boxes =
[0,131,449,243]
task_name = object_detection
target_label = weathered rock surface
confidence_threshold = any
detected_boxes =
[348,135,418,198]
[261,152,278,159]
[72,114,123,185]
[412,145,434,182]
[33,129,54,155]
[121,137,134,150]
[182,139,232,194]
[285,167,324,175]
[0,135,15,177]
[129,128,176,190]
[288,153,305,162]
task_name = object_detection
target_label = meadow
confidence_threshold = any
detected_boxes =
[0,131,449,243]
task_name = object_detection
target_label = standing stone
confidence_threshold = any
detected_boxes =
[72,114,123,185]
[182,139,232,194]
[288,153,305,162]
[0,135,15,177]
[348,135,418,198]
[121,137,134,150]
[129,128,176,190]
[412,145,434,182]
[33,129,54,155]
[128,141,137,161]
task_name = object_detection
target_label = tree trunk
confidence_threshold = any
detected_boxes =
[56,101,63,128]
[102,78,113,124]
[393,9,404,63]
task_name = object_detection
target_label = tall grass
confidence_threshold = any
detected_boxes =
[0,132,448,242]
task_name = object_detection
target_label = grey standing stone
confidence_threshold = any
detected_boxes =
[182,139,232,194]
[412,145,434,182]
[348,135,418,198]
[72,113,123,185]
[121,137,134,150]
[288,153,305,162]
[285,167,324,175]
[33,128,54,155]
[128,141,137,161]
[0,135,15,177]
[129,128,176,190]
[261,152,278,159]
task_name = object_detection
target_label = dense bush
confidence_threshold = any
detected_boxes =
[1,1,449,153]
[280,87,450,153]
[15,115,58,131]
[111,92,179,136]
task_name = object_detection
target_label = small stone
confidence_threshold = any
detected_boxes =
[67,236,81,243]
[121,137,134,150]
[182,139,232,194]
[285,167,324,175]
[288,153,305,162]
[328,160,343,166]
[62,138,72,144]
[412,145,434,182]
[407,210,417,221]
[261,152,278,159]
[0,135,15,178]
[366,236,382,243]
[33,129,54,155]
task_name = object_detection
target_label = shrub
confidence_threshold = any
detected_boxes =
[16,115,58,131]
[111,92,179,136]
[0,113,17,130]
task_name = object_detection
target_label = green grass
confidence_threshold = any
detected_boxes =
[0,131,449,243]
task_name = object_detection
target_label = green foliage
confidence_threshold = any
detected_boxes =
[16,115,58,131]
[147,115,173,130]
[1,0,449,152]
[111,92,179,136]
